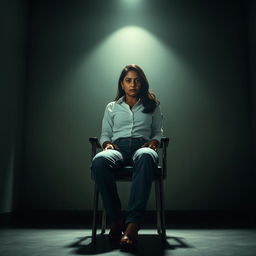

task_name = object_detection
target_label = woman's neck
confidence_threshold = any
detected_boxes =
[125,95,138,108]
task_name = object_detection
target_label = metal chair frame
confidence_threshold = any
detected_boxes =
[89,136,169,242]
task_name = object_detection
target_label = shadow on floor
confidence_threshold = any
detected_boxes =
[66,234,193,255]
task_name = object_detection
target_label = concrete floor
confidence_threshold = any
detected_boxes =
[0,228,256,256]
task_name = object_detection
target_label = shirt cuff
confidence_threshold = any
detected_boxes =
[99,136,112,148]
[151,135,162,144]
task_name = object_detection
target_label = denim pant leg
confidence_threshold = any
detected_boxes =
[125,147,159,226]
[91,149,125,222]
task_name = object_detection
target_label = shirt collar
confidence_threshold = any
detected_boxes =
[116,96,141,106]
[116,96,125,104]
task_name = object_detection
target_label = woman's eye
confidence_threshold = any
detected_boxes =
[125,78,140,83]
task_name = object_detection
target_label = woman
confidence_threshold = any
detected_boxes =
[91,64,163,249]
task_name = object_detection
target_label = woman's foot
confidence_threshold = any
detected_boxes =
[108,217,124,241]
[120,222,139,250]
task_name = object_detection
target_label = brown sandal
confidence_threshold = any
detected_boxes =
[120,234,138,250]
[120,223,139,251]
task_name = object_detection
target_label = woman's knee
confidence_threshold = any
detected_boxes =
[133,147,159,163]
[91,150,123,171]
[92,155,107,170]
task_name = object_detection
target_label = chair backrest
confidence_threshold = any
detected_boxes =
[89,137,169,179]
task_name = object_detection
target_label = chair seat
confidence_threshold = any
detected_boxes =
[114,165,163,180]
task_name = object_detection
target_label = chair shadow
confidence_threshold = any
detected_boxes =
[66,234,193,255]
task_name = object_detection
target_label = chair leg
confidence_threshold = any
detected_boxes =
[101,208,106,234]
[92,184,99,242]
[155,181,161,234]
[159,178,166,242]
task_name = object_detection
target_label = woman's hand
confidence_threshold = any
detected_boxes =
[142,139,159,150]
[102,141,119,150]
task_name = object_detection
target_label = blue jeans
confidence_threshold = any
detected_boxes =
[91,137,159,227]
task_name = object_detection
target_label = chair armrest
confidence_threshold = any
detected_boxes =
[160,137,170,179]
[89,137,101,148]
[160,137,169,148]
[89,137,101,159]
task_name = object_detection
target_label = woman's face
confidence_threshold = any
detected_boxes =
[121,70,142,98]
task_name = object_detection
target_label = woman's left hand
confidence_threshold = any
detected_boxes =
[142,140,159,150]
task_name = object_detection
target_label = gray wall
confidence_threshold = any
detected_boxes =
[0,0,27,214]
[22,0,254,211]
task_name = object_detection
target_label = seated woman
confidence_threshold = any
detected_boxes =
[91,64,163,250]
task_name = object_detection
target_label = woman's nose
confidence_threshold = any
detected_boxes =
[131,80,136,87]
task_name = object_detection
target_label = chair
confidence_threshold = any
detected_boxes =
[89,136,169,242]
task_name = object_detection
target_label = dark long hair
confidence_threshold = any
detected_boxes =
[115,64,159,113]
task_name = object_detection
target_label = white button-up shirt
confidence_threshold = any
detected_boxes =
[99,96,163,146]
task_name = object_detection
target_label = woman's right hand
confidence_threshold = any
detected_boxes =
[103,141,119,150]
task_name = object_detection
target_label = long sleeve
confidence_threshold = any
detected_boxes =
[150,105,163,143]
[99,103,114,147]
